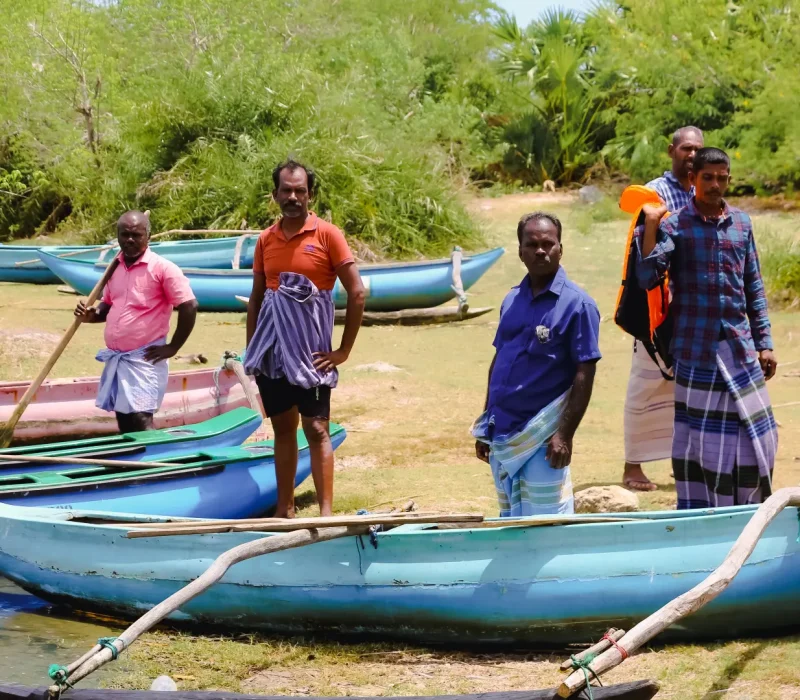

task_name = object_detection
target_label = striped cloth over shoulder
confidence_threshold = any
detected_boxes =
[244,272,337,390]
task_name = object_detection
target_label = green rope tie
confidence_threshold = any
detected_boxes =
[569,653,602,700]
[97,636,124,660]
[48,664,72,689]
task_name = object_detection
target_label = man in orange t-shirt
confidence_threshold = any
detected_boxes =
[246,160,365,518]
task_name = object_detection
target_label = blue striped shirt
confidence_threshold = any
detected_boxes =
[646,171,693,212]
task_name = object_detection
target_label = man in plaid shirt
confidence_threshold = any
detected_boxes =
[622,126,703,493]
[637,147,778,509]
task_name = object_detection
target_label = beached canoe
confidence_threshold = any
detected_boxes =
[0,504,797,645]
[0,236,258,284]
[0,366,258,445]
[0,407,262,473]
[38,248,505,312]
[0,682,661,700]
[0,425,343,517]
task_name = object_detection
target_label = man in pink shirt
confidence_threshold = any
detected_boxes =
[75,211,198,432]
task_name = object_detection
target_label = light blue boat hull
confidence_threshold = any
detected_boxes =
[0,430,345,517]
[0,504,798,644]
[38,248,505,312]
[1,236,257,284]
[0,408,263,474]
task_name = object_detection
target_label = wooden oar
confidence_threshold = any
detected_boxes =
[0,258,121,448]
[558,486,800,697]
[0,453,174,470]
[48,525,368,695]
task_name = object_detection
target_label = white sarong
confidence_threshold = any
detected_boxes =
[623,341,675,463]
[95,338,169,414]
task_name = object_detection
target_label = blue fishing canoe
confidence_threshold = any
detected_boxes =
[0,407,262,474]
[0,503,797,644]
[0,424,345,517]
[38,247,505,312]
[1,236,258,284]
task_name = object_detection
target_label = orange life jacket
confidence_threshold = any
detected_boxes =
[614,185,674,377]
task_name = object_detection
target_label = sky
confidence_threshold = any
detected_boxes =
[493,0,595,26]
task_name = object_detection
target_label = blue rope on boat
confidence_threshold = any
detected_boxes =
[569,653,601,700]
[97,636,124,660]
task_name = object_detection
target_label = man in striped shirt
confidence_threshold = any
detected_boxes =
[622,126,703,492]
[637,147,778,509]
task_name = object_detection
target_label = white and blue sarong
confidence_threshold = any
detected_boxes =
[472,392,573,517]
[95,338,169,414]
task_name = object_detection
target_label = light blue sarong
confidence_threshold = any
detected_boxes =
[472,391,574,517]
[95,338,169,414]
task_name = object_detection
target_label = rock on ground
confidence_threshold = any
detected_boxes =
[574,485,640,513]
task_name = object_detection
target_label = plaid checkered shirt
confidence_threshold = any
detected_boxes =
[636,199,773,367]
[646,170,693,212]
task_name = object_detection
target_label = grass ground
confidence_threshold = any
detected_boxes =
[2,192,800,698]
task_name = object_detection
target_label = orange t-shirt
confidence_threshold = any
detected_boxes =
[253,212,354,290]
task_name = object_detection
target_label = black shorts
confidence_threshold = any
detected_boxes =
[255,375,331,419]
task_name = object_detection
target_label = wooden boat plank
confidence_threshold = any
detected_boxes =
[0,681,660,700]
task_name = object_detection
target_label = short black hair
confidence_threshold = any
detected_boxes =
[692,147,730,173]
[272,159,316,193]
[517,211,562,243]
[672,125,703,147]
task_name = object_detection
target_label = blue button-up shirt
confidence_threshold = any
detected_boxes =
[487,266,602,438]
[646,171,693,212]
[636,199,772,367]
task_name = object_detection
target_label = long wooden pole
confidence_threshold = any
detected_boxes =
[558,486,800,697]
[0,453,174,470]
[126,512,485,537]
[49,526,367,694]
[0,258,120,448]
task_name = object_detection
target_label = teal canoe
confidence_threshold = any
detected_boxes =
[0,236,258,284]
[0,423,345,517]
[0,407,262,474]
[0,502,797,645]
[38,247,505,312]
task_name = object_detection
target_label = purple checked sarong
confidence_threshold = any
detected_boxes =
[243,272,337,389]
[673,340,778,509]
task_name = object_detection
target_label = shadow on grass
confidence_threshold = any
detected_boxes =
[699,641,767,700]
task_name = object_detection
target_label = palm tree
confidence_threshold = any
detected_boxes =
[494,8,609,184]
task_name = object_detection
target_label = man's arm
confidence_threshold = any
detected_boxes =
[547,362,597,469]
[144,299,198,363]
[475,353,497,464]
[313,263,365,373]
[246,271,267,346]
[74,301,111,323]
[743,226,777,379]
[636,213,676,292]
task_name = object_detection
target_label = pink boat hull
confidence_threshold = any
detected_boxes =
[0,367,258,444]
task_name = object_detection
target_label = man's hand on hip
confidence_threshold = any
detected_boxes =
[759,349,777,380]
[144,343,177,364]
[546,431,572,469]
[475,440,490,464]
[313,348,349,373]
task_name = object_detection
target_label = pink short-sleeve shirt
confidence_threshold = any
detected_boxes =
[102,248,196,352]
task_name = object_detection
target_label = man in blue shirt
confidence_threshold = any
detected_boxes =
[637,147,778,509]
[473,212,602,516]
[622,126,704,493]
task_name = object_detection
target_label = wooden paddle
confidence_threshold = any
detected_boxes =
[0,257,121,448]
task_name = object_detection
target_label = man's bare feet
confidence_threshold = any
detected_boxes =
[622,462,658,492]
